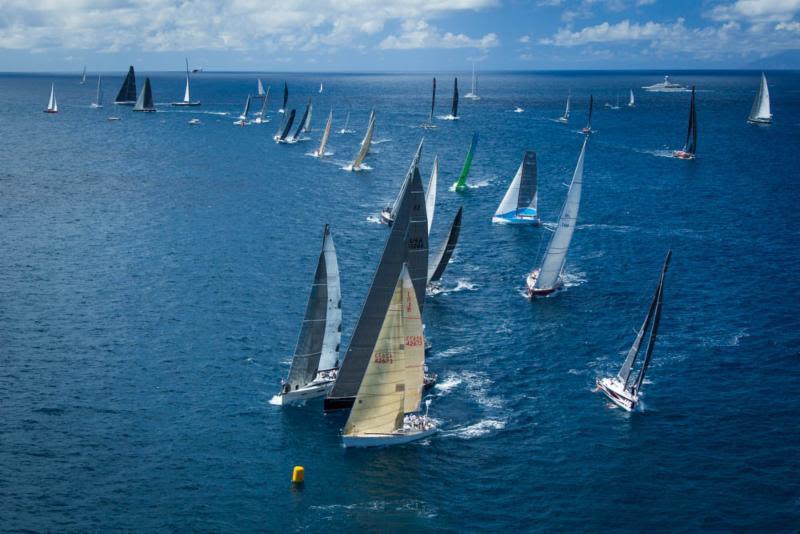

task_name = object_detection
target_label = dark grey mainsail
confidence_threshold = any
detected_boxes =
[388,138,425,221]
[682,87,698,156]
[451,77,459,118]
[285,227,330,390]
[282,82,289,111]
[617,250,671,394]
[585,95,593,131]
[517,151,537,211]
[293,99,311,141]
[429,77,436,122]
[428,206,463,284]
[115,66,137,104]
[279,109,296,141]
[325,165,428,412]
[133,77,155,112]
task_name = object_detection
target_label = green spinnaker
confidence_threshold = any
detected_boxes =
[453,132,479,192]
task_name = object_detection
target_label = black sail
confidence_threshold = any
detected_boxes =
[293,100,310,140]
[133,77,155,111]
[632,250,671,395]
[428,206,463,284]
[325,167,427,412]
[282,82,289,110]
[683,87,697,155]
[430,77,436,122]
[115,66,137,104]
[390,138,424,220]
[517,151,537,211]
[586,95,593,130]
[285,226,330,390]
[451,77,459,117]
[279,109,296,140]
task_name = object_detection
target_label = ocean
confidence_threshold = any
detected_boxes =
[1,70,799,531]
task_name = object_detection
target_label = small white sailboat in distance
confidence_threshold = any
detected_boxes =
[44,83,58,113]
[464,62,480,100]
[80,65,86,84]
[257,78,266,97]
[557,92,571,123]
[313,110,333,158]
[253,86,271,124]
[91,75,103,108]
[628,89,635,108]
[596,251,671,412]
[342,264,436,447]
[275,224,342,406]
[234,94,252,126]
[319,83,324,93]
[513,106,524,113]
[338,111,353,134]
[493,151,539,225]
[172,58,201,106]
[526,138,587,298]
[747,72,772,124]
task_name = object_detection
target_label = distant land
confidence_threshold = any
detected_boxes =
[745,50,800,70]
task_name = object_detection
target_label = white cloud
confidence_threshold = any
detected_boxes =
[541,19,690,46]
[519,35,531,43]
[636,0,656,5]
[379,19,499,49]
[709,0,800,22]
[775,19,800,28]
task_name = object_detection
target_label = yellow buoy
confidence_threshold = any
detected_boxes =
[292,466,305,484]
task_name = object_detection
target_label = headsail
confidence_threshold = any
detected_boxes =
[115,66,137,104]
[631,251,670,395]
[258,78,265,97]
[278,109,296,141]
[293,99,311,140]
[316,111,333,157]
[453,132,479,192]
[428,206,463,284]
[350,110,376,169]
[494,151,537,220]
[183,58,192,103]
[133,78,155,112]
[681,86,697,155]
[533,138,587,292]
[401,265,425,414]
[451,78,459,118]
[748,73,772,123]
[425,156,438,235]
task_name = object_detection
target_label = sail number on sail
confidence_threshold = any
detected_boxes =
[405,336,424,347]
[374,352,394,364]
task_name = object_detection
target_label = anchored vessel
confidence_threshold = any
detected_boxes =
[275,225,342,406]
[747,73,772,124]
[493,151,539,225]
[673,86,697,160]
[452,132,479,192]
[342,265,436,447]
[597,251,671,411]
[172,58,200,106]
[43,83,58,113]
[132,78,155,112]
[526,138,587,298]
[114,66,137,105]
[642,75,687,92]
[581,95,593,134]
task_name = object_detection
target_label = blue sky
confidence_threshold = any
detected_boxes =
[1,0,798,71]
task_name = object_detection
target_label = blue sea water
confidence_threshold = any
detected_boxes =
[1,70,799,531]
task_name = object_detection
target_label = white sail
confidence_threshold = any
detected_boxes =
[495,160,525,217]
[303,103,313,132]
[257,78,265,96]
[47,83,57,112]
[319,83,324,93]
[464,62,479,99]
[401,266,424,414]
[749,73,772,123]
[533,138,587,291]
[343,268,406,437]
[318,226,341,370]
[316,111,333,157]
[80,66,86,84]
[628,89,635,107]
[351,111,376,169]
[425,156,438,235]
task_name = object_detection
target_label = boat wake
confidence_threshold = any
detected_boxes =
[372,138,392,145]
[428,278,477,296]
[448,180,490,192]
[638,148,676,159]
[268,395,283,406]
[342,164,372,172]
[311,499,437,519]
[437,114,459,121]
[445,418,507,440]
[561,270,586,289]
[435,345,470,359]
[434,374,463,395]
[337,129,355,135]
[307,150,334,158]
[365,215,383,224]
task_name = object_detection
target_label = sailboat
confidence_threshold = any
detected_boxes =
[596,251,671,412]
[313,111,333,158]
[80,65,87,84]
[442,78,459,120]
[342,264,436,447]
[253,86,271,124]
[273,109,296,143]
[346,110,376,171]
[43,83,58,113]
[605,94,620,110]
[325,162,428,413]
[381,139,425,226]
[338,111,353,134]
[452,132,479,192]
[628,89,635,108]
[464,62,479,100]
[233,94,252,126]
[319,83,324,93]
[257,78,266,98]
[172,58,200,106]
[132,78,156,112]
[91,75,103,108]
[673,86,697,160]
[492,151,539,225]
[278,82,288,113]
[581,95,593,134]
[302,100,313,132]
[747,73,772,124]
[422,77,437,129]
[557,92,571,124]
[427,206,463,294]
[114,66,137,105]
[526,138,588,298]
[275,225,342,405]
[292,99,311,141]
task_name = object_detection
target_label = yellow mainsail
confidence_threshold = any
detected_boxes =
[402,268,424,414]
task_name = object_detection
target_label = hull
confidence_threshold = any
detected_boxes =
[493,208,540,225]
[133,109,156,113]
[43,109,58,114]
[672,150,695,160]
[343,426,437,448]
[172,101,201,107]
[596,377,637,412]
[526,269,559,298]
[324,395,355,412]
[379,209,394,226]
[464,93,479,101]
[276,380,333,406]
[557,117,568,123]
[114,101,136,106]
[581,127,592,134]
[747,117,772,124]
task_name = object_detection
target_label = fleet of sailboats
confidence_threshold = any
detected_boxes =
[493,151,539,225]
[172,58,200,106]
[673,86,697,160]
[526,138,588,298]
[747,73,772,124]
[596,251,671,411]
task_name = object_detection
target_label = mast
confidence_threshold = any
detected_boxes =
[425,156,438,235]
[282,82,288,111]
[631,251,671,395]
[316,111,333,157]
[471,62,476,94]
[114,66,137,104]
[429,77,436,123]
[428,206,463,284]
[453,132,479,191]
[183,58,191,103]
[533,138,587,291]
[133,78,155,112]
[451,78,459,118]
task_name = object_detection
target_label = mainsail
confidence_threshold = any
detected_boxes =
[115,66,137,104]
[453,132,479,191]
[303,101,313,132]
[319,225,342,371]
[281,82,288,112]
[293,99,311,140]
[46,83,58,112]
[584,95,593,132]
[182,58,192,103]
[93,75,103,107]
[80,65,86,84]
[533,138,587,292]
[426,77,437,124]
[326,166,427,411]
[401,265,425,414]
[628,89,635,107]
[451,78,459,118]
[428,206,463,284]
[278,109,296,141]
[316,110,333,157]
[563,93,571,120]
[681,86,698,155]
[748,73,772,124]
[389,139,425,221]
[258,78,265,97]
[494,151,537,219]
[258,86,270,117]
[133,78,155,112]
[465,62,478,99]
[350,110,376,169]
[425,156,438,235]
[239,94,252,120]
